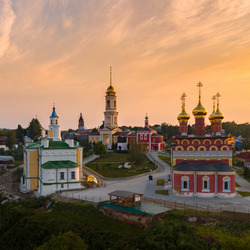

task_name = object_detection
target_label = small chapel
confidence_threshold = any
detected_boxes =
[171,83,236,198]
[21,105,83,196]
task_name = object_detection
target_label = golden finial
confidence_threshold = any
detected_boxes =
[212,95,216,112]
[110,66,112,86]
[197,82,203,100]
[216,92,221,108]
[180,93,187,108]
[145,113,148,120]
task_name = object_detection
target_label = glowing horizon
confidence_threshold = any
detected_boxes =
[0,0,249,130]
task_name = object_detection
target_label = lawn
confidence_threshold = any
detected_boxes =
[86,152,157,178]
[235,182,241,187]
[237,191,250,197]
[156,179,164,186]
[158,155,171,165]
[155,190,169,195]
[236,169,250,183]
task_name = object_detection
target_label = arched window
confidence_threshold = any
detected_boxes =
[223,177,230,192]
[202,176,209,191]
[181,176,189,191]
[107,100,110,108]
[56,119,58,124]
[51,120,52,124]
[114,100,116,107]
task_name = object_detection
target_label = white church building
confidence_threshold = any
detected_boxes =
[21,105,83,196]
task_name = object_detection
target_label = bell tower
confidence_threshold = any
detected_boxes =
[104,67,118,129]
[48,104,61,141]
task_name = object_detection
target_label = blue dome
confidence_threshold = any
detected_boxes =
[50,107,59,118]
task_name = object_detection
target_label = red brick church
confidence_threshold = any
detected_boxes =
[171,83,235,198]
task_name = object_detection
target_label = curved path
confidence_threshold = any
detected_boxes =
[62,152,250,213]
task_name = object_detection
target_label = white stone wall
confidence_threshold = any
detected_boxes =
[40,149,77,165]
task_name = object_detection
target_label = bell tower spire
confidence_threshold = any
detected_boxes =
[48,104,61,141]
[110,66,112,87]
[104,67,118,129]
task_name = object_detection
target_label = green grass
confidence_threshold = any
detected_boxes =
[237,191,250,197]
[158,155,171,165]
[86,152,157,178]
[93,152,130,162]
[156,179,164,186]
[236,170,250,183]
[155,190,169,195]
[235,182,241,187]
[0,197,145,249]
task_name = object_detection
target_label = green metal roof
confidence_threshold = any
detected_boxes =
[41,161,79,169]
[48,141,72,149]
[25,142,41,149]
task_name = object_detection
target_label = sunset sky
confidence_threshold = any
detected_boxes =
[0,0,250,130]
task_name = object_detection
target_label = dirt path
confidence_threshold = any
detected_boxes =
[0,166,32,200]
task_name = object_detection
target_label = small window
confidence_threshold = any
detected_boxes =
[51,120,52,124]
[181,176,189,191]
[204,181,208,189]
[56,120,58,124]
[144,134,147,140]
[71,171,76,179]
[107,100,110,108]
[61,184,64,188]
[114,100,116,107]
[60,172,65,180]
[223,177,230,192]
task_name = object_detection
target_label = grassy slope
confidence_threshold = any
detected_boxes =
[86,152,157,178]
[1,197,250,250]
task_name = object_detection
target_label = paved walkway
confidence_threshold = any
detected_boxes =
[62,152,250,213]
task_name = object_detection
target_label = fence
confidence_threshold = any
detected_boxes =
[61,191,250,222]
[142,196,250,222]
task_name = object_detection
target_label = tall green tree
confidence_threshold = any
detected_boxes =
[16,124,26,144]
[93,142,107,157]
[6,131,16,150]
[128,139,146,164]
[27,118,42,142]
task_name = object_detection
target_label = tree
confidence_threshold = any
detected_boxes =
[93,142,107,156]
[27,118,42,141]
[37,231,87,250]
[128,139,145,164]
[16,124,26,144]
[160,123,179,140]
[6,131,16,150]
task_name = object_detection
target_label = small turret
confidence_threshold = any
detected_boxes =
[145,113,149,128]
[193,82,207,135]
[177,93,190,135]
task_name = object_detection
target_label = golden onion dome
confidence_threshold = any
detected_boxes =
[107,85,115,93]
[192,99,207,117]
[177,106,190,122]
[208,111,215,121]
[213,107,224,120]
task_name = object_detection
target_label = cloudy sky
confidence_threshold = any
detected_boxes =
[0,0,250,130]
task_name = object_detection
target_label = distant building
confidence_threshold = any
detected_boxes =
[21,105,83,196]
[126,115,165,151]
[76,113,88,133]
[171,83,235,198]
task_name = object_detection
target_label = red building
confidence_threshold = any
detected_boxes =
[172,83,235,198]
[127,115,165,151]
